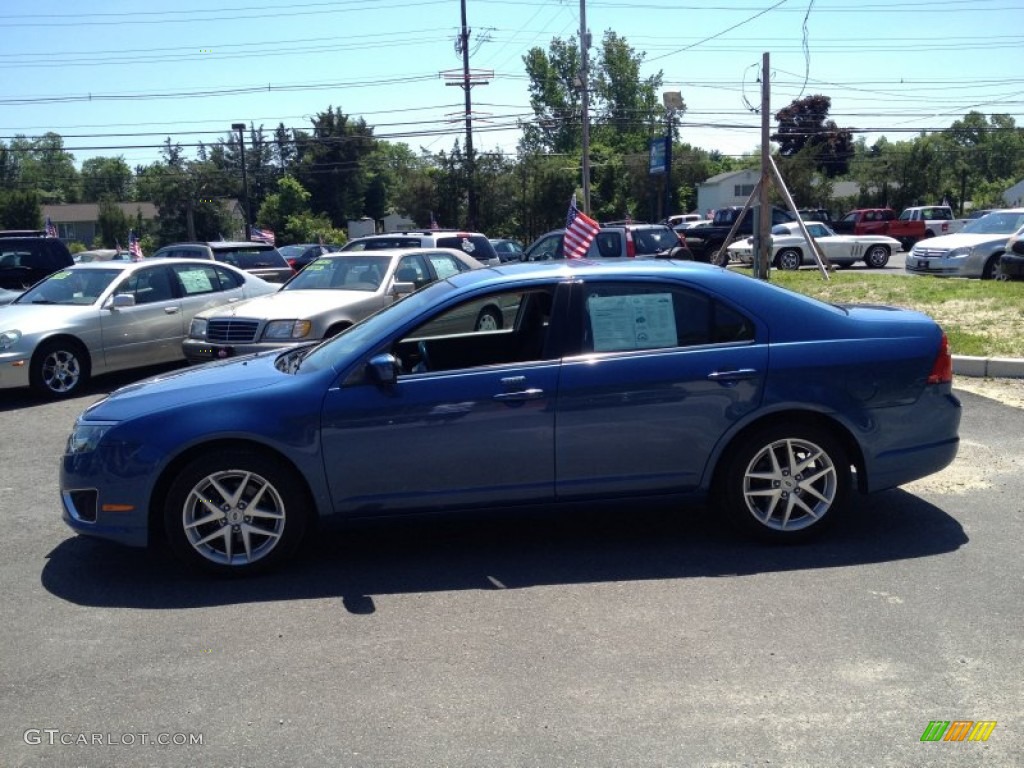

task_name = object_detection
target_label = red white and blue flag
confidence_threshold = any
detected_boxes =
[250,226,275,245]
[128,229,143,260]
[45,216,58,238]
[564,195,600,259]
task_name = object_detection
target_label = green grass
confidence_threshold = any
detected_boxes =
[745,269,1024,358]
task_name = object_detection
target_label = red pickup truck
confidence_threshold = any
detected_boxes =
[831,208,925,251]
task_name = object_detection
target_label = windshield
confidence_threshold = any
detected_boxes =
[298,279,455,373]
[17,268,121,305]
[283,255,390,292]
[961,211,1024,235]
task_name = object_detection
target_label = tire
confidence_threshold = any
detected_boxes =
[164,449,310,576]
[30,339,90,398]
[864,244,890,268]
[981,255,1001,281]
[474,305,503,332]
[775,248,802,271]
[718,423,850,543]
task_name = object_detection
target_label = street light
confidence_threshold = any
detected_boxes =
[231,123,250,240]
[662,91,684,221]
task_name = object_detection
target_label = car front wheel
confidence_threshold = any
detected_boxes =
[164,449,309,575]
[719,424,850,542]
[775,248,802,270]
[30,339,90,398]
[864,244,890,268]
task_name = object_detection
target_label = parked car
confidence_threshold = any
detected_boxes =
[60,260,960,575]
[683,206,797,264]
[995,224,1024,280]
[183,247,490,363]
[524,222,691,261]
[341,230,501,266]
[0,230,75,290]
[0,259,278,398]
[0,288,20,306]
[797,208,833,224]
[489,238,525,262]
[905,209,1024,279]
[278,243,332,272]
[666,213,703,227]
[831,208,925,252]
[726,221,900,269]
[149,241,294,283]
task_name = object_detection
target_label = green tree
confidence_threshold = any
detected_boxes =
[257,176,314,240]
[0,189,41,229]
[520,37,583,155]
[96,197,130,248]
[772,95,854,177]
[81,156,134,202]
[592,31,663,154]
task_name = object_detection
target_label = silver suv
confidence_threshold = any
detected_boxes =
[523,222,691,261]
[340,230,501,265]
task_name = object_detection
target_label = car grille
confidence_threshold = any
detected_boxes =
[207,319,261,343]
[912,247,950,259]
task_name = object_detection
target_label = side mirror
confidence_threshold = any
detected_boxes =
[111,293,135,309]
[367,353,400,387]
[391,281,416,296]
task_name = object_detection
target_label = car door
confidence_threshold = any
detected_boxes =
[319,283,566,515]
[555,278,767,498]
[100,263,186,370]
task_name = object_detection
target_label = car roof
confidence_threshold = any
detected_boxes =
[67,257,247,272]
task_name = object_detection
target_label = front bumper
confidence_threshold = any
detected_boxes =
[998,252,1024,278]
[0,352,32,390]
[61,452,152,548]
[182,337,303,363]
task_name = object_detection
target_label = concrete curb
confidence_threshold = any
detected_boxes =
[953,355,1024,379]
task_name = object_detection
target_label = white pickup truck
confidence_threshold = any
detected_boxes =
[899,205,968,239]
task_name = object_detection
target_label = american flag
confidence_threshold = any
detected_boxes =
[564,195,600,259]
[250,226,275,245]
[128,229,143,260]
[45,216,58,238]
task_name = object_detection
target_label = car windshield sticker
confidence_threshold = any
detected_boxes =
[51,271,72,280]
[179,268,214,294]
[588,293,675,351]
[461,239,475,253]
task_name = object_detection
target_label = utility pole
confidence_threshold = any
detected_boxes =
[442,0,490,229]
[232,123,251,240]
[579,0,591,214]
[755,53,772,281]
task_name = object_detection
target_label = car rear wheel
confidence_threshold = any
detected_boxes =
[719,424,850,542]
[864,244,890,268]
[30,339,90,398]
[475,306,503,331]
[164,450,309,575]
[775,248,802,270]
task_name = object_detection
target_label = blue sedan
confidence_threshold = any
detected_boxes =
[60,260,961,575]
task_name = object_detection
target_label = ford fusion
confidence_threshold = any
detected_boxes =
[61,260,961,575]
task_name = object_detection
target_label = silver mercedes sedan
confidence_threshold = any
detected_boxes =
[0,259,278,398]
[182,247,491,363]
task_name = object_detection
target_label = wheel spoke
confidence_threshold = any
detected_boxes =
[184,509,224,530]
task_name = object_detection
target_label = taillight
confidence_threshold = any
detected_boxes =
[625,229,636,258]
[927,333,953,384]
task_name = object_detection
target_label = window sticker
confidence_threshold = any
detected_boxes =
[588,293,676,351]
[179,268,214,294]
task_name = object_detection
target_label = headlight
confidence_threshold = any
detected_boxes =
[0,330,21,351]
[66,421,117,455]
[263,320,312,340]
[188,318,208,339]
[948,247,971,259]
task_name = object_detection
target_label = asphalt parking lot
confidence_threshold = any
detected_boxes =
[1,366,1021,767]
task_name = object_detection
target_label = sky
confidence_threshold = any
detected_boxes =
[1,0,1022,171]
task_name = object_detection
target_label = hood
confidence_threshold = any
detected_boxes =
[82,352,296,422]
[196,289,375,320]
[0,303,98,333]
[916,232,1010,249]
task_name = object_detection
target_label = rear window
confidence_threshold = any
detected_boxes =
[212,248,288,269]
[342,237,422,251]
[632,228,680,255]
[434,235,497,261]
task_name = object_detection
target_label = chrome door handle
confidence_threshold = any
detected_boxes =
[707,368,758,382]
[164,306,181,314]
[493,388,545,402]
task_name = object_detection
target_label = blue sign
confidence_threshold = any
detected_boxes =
[649,137,668,175]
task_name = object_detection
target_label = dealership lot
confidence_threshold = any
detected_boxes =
[1,366,1020,766]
